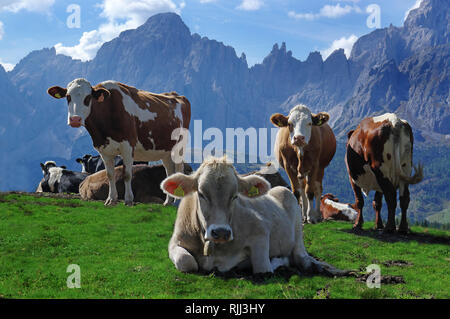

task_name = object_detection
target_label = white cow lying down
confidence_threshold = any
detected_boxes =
[161,156,347,276]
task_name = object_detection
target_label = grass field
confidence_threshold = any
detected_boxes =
[0,192,449,299]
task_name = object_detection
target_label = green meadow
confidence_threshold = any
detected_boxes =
[0,192,448,299]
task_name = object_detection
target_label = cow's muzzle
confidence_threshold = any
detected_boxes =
[292,135,306,147]
[69,116,82,128]
[207,225,233,244]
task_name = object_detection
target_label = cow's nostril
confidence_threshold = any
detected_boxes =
[211,229,219,239]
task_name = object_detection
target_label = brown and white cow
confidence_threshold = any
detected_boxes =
[320,194,358,222]
[270,105,336,223]
[48,78,191,206]
[161,156,346,276]
[345,113,423,233]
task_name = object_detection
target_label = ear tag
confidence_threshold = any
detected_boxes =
[55,93,61,98]
[174,185,185,197]
[248,185,259,197]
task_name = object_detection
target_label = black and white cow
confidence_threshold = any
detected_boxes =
[39,162,88,194]
[76,154,148,174]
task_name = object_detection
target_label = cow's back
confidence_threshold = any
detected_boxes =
[347,114,415,190]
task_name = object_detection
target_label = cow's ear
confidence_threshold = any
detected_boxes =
[312,112,330,126]
[47,86,67,99]
[161,173,198,199]
[76,158,83,163]
[347,130,355,141]
[270,113,289,127]
[60,166,67,169]
[238,175,270,198]
[92,88,110,103]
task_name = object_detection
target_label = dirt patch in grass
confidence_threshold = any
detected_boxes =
[382,260,414,267]
[356,273,405,285]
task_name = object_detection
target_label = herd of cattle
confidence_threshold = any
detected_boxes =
[37,78,423,275]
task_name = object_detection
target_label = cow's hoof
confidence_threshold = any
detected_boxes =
[125,200,134,207]
[352,225,363,233]
[374,224,384,230]
[397,227,409,235]
[382,226,396,234]
[104,198,118,206]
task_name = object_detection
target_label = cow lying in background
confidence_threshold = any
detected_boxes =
[346,113,423,233]
[161,156,346,276]
[76,154,148,174]
[36,161,66,192]
[320,194,358,222]
[80,163,193,204]
[39,161,88,194]
[271,104,336,224]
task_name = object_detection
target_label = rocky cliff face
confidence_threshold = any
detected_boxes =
[0,0,449,191]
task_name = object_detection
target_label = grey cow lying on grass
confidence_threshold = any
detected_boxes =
[161,156,348,276]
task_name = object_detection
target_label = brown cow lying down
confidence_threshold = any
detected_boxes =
[161,156,347,276]
[320,194,358,222]
[79,163,192,203]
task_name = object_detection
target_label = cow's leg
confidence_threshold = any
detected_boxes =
[350,180,364,230]
[169,245,198,273]
[162,155,176,206]
[250,241,272,274]
[103,155,118,206]
[398,183,410,234]
[284,163,301,203]
[305,171,320,224]
[313,169,325,223]
[299,179,308,222]
[120,146,134,206]
[373,191,384,230]
[382,184,397,233]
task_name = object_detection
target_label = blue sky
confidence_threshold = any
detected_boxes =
[0,0,422,71]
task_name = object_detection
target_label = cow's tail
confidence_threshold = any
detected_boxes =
[393,139,424,185]
[294,253,353,277]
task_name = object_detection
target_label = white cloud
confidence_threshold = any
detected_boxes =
[289,3,361,21]
[54,0,185,61]
[236,0,263,11]
[321,34,358,60]
[404,0,422,21]
[0,0,55,13]
[199,0,216,3]
[0,21,4,40]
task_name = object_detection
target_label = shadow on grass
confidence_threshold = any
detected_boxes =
[341,228,450,245]
[197,266,306,285]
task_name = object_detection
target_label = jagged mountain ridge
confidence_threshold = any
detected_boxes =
[0,0,449,192]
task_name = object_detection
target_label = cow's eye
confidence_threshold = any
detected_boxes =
[288,123,293,131]
[67,95,71,104]
[84,95,92,106]
[231,194,238,202]
[198,192,207,201]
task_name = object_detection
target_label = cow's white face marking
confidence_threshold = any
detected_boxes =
[47,167,64,192]
[101,81,157,122]
[66,78,93,127]
[288,105,313,149]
